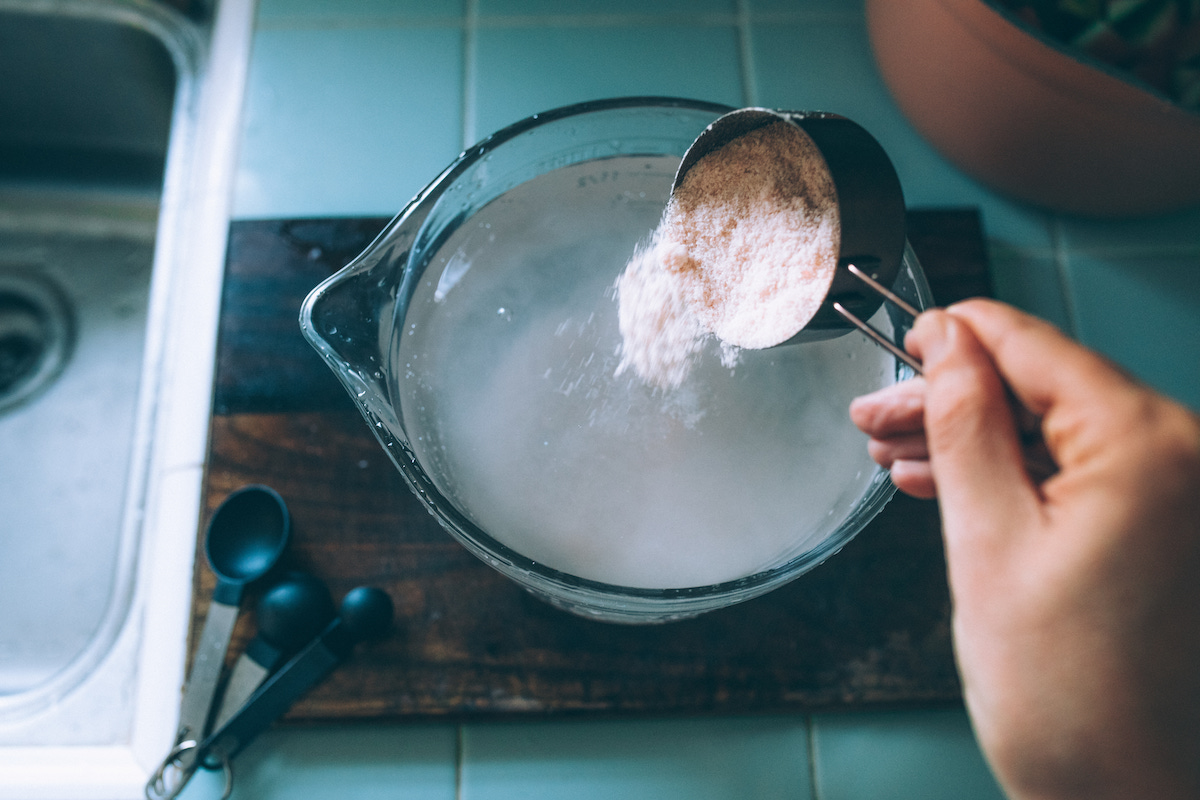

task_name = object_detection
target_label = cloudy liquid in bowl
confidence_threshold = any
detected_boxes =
[394,157,896,589]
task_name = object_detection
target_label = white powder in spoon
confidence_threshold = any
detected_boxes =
[615,120,841,389]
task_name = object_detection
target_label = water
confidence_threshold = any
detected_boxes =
[393,157,896,589]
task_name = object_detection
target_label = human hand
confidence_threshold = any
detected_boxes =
[850,299,1200,799]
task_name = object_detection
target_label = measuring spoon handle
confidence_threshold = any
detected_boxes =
[209,645,274,732]
[175,596,240,745]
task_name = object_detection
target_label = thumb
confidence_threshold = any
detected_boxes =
[906,310,1039,538]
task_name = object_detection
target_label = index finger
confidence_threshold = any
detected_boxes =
[905,309,1041,532]
[940,299,1144,471]
[943,300,1136,416]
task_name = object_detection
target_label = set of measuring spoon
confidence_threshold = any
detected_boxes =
[146,485,394,800]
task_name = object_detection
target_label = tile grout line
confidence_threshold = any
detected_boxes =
[455,723,466,800]
[252,9,863,32]
[807,714,823,800]
[468,9,864,27]
[735,0,758,106]
[462,0,480,149]
[1050,215,1081,337]
[474,12,739,27]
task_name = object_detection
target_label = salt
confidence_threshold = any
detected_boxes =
[616,121,841,389]
[613,239,704,391]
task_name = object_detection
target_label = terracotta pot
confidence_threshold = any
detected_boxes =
[866,0,1200,217]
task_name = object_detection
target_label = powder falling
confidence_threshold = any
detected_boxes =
[616,121,841,389]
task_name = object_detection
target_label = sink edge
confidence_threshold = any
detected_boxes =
[0,0,256,794]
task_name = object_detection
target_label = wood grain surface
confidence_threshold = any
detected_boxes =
[193,209,991,721]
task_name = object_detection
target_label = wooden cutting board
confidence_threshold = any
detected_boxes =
[194,208,991,721]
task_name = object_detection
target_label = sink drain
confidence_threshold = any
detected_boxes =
[0,271,74,414]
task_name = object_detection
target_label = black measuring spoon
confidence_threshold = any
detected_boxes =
[156,587,393,799]
[209,571,335,730]
[201,586,394,767]
[174,486,290,748]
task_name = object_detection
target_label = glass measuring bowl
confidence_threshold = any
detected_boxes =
[300,97,933,623]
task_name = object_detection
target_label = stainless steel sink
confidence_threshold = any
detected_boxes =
[0,194,157,698]
[0,0,255,795]
[0,4,178,706]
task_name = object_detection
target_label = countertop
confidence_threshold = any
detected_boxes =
[177,1,1200,798]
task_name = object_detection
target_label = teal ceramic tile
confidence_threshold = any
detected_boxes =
[1066,252,1200,411]
[1058,203,1200,254]
[750,21,1057,251]
[471,25,743,143]
[233,26,464,219]
[176,767,232,800]
[812,708,1006,800]
[986,245,1074,334]
[175,724,459,800]
[478,0,734,16]
[461,717,813,800]
[257,0,465,24]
